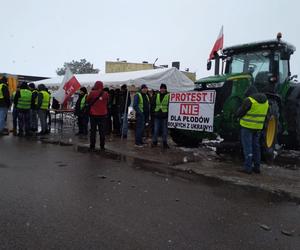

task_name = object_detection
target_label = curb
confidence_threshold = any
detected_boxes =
[41,137,300,204]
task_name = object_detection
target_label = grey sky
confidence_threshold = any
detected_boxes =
[1,0,300,78]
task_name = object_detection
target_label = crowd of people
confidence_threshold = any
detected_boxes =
[74,81,170,151]
[0,77,171,151]
[1,76,270,174]
[0,76,51,137]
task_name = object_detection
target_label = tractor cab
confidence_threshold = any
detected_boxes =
[221,34,296,97]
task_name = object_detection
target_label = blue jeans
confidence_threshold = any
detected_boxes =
[152,117,168,144]
[240,127,261,172]
[77,113,89,134]
[12,107,18,130]
[0,107,8,131]
[120,112,128,137]
[135,113,145,145]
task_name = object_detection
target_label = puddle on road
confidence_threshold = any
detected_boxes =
[0,163,8,168]
[58,163,68,167]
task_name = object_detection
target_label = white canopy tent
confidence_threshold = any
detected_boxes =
[35,67,195,92]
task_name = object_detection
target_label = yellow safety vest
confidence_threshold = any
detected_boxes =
[137,92,149,113]
[0,84,4,99]
[17,89,32,109]
[240,97,269,130]
[154,93,170,113]
[40,91,50,110]
[80,94,87,110]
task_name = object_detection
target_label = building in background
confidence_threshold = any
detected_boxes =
[105,61,196,82]
[0,73,49,95]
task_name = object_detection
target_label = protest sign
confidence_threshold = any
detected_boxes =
[168,90,216,132]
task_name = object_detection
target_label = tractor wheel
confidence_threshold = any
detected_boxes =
[261,100,279,161]
[169,129,202,147]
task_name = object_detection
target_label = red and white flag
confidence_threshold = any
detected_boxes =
[53,68,81,106]
[208,26,224,60]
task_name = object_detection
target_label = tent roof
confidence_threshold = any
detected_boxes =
[35,67,194,92]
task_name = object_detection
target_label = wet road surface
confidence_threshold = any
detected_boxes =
[0,136,300,249]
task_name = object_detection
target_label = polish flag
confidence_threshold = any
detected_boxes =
[208,26,224,60]
[53,68,81,106]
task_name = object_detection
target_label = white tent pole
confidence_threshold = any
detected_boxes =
[121,88,129,140]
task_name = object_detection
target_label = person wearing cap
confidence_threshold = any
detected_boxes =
[151,83,170,148]
[14,82,33,136]
[36,84,50,135]
[74,87,89,136]
[119,84,131,138]
[0,76,11,135]
[86,81,109,151]
[133,84,150,147]
[28,82,39,132]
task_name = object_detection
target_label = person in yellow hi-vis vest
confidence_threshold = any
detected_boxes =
[133,84,150,147]
[13,82,33,136]
[236,86,269,174]
[74,87,89,136]
[37,84,50,135]
[151,83,170,149]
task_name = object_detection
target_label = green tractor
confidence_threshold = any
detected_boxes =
[170,34,300,158]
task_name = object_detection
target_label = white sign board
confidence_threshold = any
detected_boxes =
[168,91,216,132]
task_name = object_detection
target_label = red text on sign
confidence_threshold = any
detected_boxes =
[170,92,212,103]
[180,104,199,115]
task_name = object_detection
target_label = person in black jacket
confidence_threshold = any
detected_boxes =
[74,87,89,136]
[0,76,11,135]
[119,84,131,138]
[28,82,38,132]
[111,88,121,135]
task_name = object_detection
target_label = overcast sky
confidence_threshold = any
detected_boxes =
[1,0,299,78]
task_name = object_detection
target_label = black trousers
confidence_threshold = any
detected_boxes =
[18,109,30,134]
[77,113,89,134]
[90,115,107,148]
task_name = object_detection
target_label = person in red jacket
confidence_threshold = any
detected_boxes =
[86,81,109,151]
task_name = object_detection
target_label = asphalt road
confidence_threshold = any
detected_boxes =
[0,136,299,250]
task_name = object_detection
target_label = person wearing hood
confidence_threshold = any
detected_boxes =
[0,76,11,135]
[86,81,109,151]
[235,85,269,174]
[14,81,33,136]
[74,87,89,136]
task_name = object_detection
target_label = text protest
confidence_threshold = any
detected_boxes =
[168,91,216,132]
